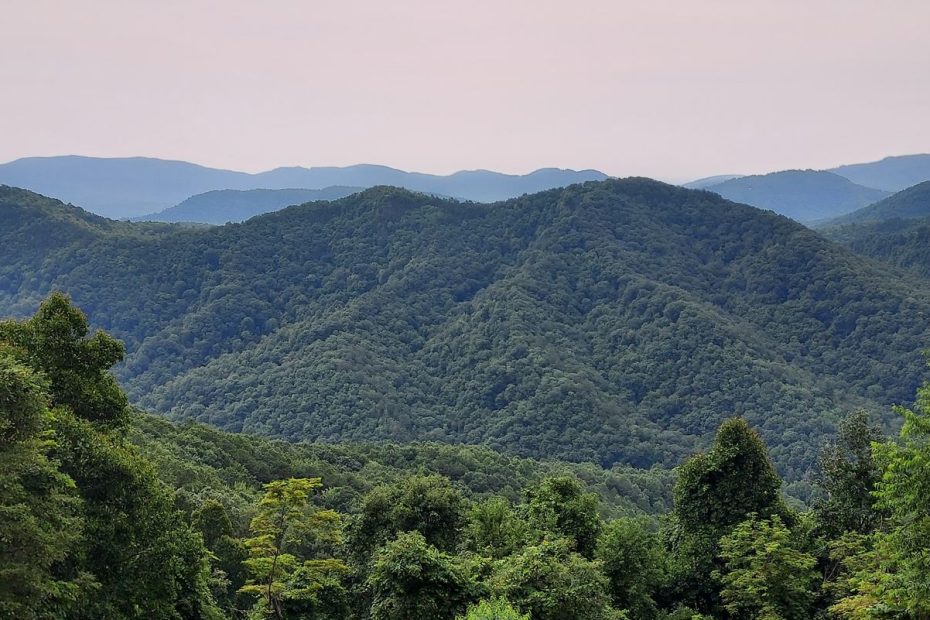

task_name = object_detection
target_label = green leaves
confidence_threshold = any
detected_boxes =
[715,514,818,620]
[240,477,348,619]
[367,531,476,620]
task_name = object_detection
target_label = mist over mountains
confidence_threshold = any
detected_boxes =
[0,155,608,218]
[3,153,928,224]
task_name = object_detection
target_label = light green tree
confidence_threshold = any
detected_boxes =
[240,477,345,619]
[493,537,614,620]
[458,597,529,620]
[715,513,818,620]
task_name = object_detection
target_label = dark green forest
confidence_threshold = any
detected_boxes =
[4,295,930,619]
[4,181,930,482]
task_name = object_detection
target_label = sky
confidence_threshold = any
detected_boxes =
[2,1,929,182]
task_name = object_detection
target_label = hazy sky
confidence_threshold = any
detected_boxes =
[3,1,929,181]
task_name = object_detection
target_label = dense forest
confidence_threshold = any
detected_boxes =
[5,181,930,482]
[5,295,930,619]
[821,181,930,227]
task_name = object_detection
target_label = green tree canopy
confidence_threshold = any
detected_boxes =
[367,531,476,620]
[525,475,602,558]
[715,513,818,620]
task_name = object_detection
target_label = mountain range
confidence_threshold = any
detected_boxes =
[135,186,364,224]
[697,170,890,223]
[0,155,608,218]
[4,179,930,481]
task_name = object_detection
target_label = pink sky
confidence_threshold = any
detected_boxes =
[3,0,928,181]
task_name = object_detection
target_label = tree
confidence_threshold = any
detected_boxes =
[240,477,345,619]
[0,350,83,617]
[349,474,469,563]
[668,418,789,614]
[493,537,613,620]
[714,513,818,620]
[596,518,663,619]
[865,381,930,616]
[525,475,602,558]
[674,418,786,535]
[367,531,476,620]
[0,292,129,427]
[193,499,249,612]
[458,597,529,620]
[51,408,219,619]
[464,496,526,559]
[2,295,219,618]
[814,410,885,537]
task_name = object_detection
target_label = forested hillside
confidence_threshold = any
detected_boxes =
[4,180,930,479]
[822,180,930,227]
[5,295,930,619]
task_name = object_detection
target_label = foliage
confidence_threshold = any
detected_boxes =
[492,537,613,620]
[813,410,885,537]
[868,381,930,616]
[7,181,930,479]
[525,475,602,558]
[0,291,129,427]
[714,513,818,620]
[458,597,529,620]
[239,477,344,618]
[596,518,663,619]
[464,496,527,559]
[668,418,790,614]
[367,531,477,620]
[0,294,220,618]
[0,351,82,617]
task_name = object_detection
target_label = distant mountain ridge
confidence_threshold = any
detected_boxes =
[820,181,930,227]
[829,154,930,192]
[0,155,609,218]
[682,174,744,189]
[698,170,890,222]
[135,186,365,224]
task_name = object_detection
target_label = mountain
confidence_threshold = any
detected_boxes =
[3,180,930,479]
[135,186,364,224]
[819,181,930,227]
[830,154,930,192]
[701,170,890,222]
[0,156,250,218]
[0,155,608,218]
[682,174,743,189]
[817,183,930,278]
